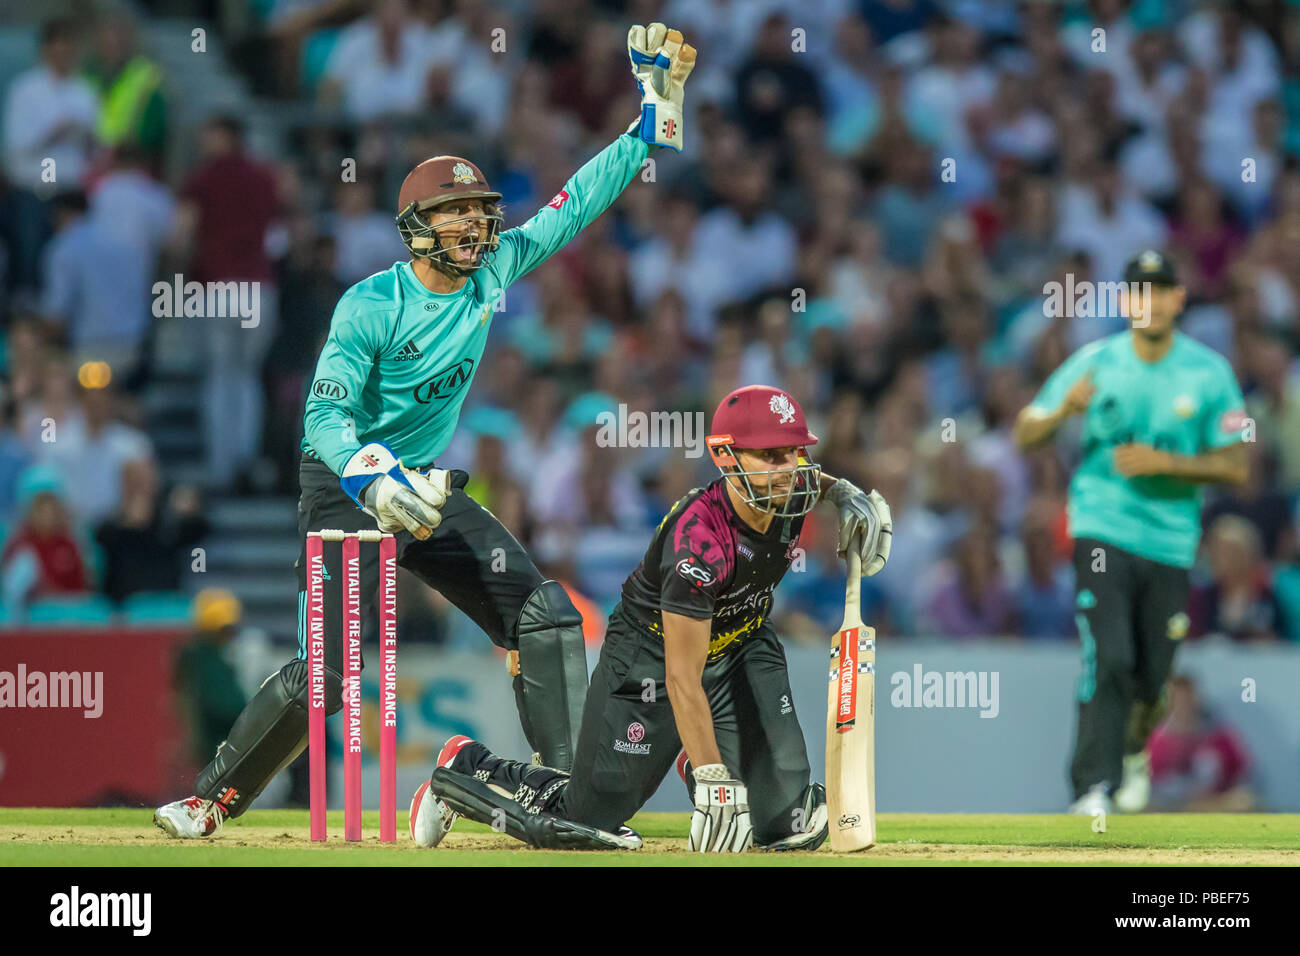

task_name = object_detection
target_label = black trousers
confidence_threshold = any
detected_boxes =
[1069,537,1189,798]
[475,603,814,843]
[294,454,546,666]
[194,454,574,812]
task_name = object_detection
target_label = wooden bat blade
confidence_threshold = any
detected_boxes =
[826,618,876,851]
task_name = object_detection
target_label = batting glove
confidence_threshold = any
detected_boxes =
[688,764,753,852]
[824,478,893,577]
[626,22,696,152]
[341,442,449,540]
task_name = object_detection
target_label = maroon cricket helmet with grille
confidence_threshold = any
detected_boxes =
[395,155,503,273]
[706,385,822,516]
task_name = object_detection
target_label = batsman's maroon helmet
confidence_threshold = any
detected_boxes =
[706,385,822,516]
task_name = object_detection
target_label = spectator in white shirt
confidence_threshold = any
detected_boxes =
[1061,0,1134,79]
[319,0,445,122]
[905,17,996,155]
[18,352,83,456]
[40,190,153,378]
[89,145,177,264]
[1179,3,1280,100]
[1112,29,1186,135]
[662,0,780,92]
[629,192,733,341]
[1,18,98,301]
[1056,161,1167,283]
[3,18,99,194]
[692,157,797,310]
[821,14,878,132]
[1204,99,1283,229]
[975,67,1057,166]
[37,382,154,528]
[437,0,515,140]
[327,178,408,283]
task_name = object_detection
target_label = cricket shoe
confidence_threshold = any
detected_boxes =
[409,735,476,847]
[1114,752,1150,813]
[153,796,224,839]
[606,825,644,850]
[759,783,828,851]
[1068,783,1114,817]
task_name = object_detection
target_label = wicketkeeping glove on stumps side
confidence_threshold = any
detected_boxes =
[341,441,449,540]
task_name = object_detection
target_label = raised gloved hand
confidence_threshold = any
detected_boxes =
[341,442,449,540]
[688,763,753,852]
[823,478,893,577]
[626,22,696,152]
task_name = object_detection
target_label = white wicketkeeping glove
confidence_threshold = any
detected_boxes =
[688,764,753,852]
[823,479,893,577]
[626,22,696,152]
[341,442,449,540]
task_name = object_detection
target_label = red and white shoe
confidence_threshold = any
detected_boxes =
[409,735,475,847]
[153,796,224,839]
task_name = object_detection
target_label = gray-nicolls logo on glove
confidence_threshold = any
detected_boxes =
[688,763,753,852]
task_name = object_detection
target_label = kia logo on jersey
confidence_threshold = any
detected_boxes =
[413,358,475,404]
[313,378,348,401]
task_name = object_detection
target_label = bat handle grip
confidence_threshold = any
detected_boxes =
[844,528,863,611]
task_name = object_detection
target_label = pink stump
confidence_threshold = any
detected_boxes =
[307,533,327,841]
[343,534,362,841]
[379,534,398,842]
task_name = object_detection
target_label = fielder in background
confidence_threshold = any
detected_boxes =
[153,23,696,839]
[409,385,892,851]
[1013,250,1250,816]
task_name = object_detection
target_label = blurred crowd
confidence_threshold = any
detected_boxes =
[2,0,1300,641]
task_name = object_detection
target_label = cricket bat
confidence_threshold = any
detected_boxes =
[826,531,876,851]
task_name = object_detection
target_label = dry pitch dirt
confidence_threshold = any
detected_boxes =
[5,821,1297,865]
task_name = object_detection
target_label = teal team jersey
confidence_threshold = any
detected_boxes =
[1029,332,1248,569]
[301,133,650,474]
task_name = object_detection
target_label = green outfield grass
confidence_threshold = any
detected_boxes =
[2,808,1297,866]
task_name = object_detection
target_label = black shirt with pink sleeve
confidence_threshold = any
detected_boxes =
[620,479,806,660]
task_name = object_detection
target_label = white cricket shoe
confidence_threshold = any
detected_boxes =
[606,825,644,850]
[409,777,458,847]
[154,796,224,838]
[409,734,476,847]
[1068,783,1114,817]
[1114,752,1151,813]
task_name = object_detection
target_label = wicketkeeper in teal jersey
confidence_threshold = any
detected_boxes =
[154,25,697,839]
[1013,250,1250,816]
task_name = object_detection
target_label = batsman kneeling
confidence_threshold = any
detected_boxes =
[411,386,892,851]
